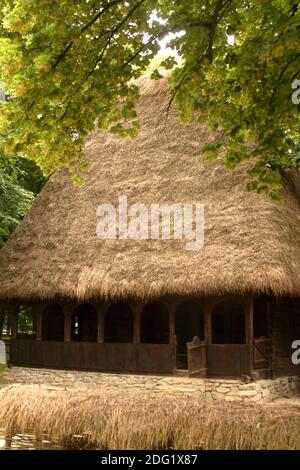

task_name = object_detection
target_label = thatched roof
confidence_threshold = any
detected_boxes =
[1,78,300,302]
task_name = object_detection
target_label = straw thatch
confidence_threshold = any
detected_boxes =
[1,385,300,449]
[0,77,300,302]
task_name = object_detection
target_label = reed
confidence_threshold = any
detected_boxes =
[0,385,300,450]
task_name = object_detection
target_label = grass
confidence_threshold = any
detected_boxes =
[0,365,6,375]
[0,384,300,450]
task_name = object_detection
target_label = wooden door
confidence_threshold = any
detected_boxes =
[187,336,207,377]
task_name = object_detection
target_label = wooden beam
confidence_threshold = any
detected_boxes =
[246,298,254,374]
[266,299,273,375]
[35,304,43,341]
[201,342,207,371]
[133,306,141,344]
[6,311,10,336]
[266,299,272,338]
[97,303,105,343]
[167,302,176,373]
[205,311,212,344]
[10,304,19,340]
[0,304,5,339]
[64,305,72,342]
[169,305,175,344]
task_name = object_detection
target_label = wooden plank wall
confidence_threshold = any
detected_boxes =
[206,344,251,377]
[10,339,175,374]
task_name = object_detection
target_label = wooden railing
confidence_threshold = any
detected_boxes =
[10,339,176,374]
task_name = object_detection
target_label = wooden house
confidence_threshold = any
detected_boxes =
[0,78,300,378]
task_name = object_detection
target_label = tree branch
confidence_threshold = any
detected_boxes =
[58,0,147,122]
[82,0,146,84]
[121,26,175,69]
[290,2,299,17]
[51,0,126,71]
[269,53,300,104]
[218,0,233,23]
[208,0,224,62]
[166,71,189,115]
[51,41,74,71]
[80,0,126,34]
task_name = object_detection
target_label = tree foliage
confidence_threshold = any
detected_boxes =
[164,0,300,198]
[0,151,44,245]
[0,0,299,196]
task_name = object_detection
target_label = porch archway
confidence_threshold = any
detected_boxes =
[71,303,98,342]
[104,302,134,343]
[42,303,64,341]
[175,301,204,369]
[141,301,169,344]
[17,305,37,339]
[211,300,245,344]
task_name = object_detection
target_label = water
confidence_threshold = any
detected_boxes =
[0,430,62,450]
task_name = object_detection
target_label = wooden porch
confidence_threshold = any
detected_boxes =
[7,296,277,378]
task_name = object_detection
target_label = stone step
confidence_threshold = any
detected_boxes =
[174,369,190,377]
[251,368,273,380]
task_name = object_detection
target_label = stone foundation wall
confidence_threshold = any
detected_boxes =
[1,367,299,403]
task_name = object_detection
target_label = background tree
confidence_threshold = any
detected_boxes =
[0,153,44,338]
[163,0,300,198]
[0,151,44,246]
[0,0,299,196]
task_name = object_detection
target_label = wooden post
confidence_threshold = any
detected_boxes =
[133,305,141,344]
[97,302,106,343]
[169,303,176,373]
[35,304,43,341]
[6,311,11,336]
[201,343,207,371]
[169,305,175,344]
[0,304,5,339]
[10,304,19,340]
[64,305,72,342]
[246,298,254,374]
[205,311,212,344]
[266,299,272,338]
